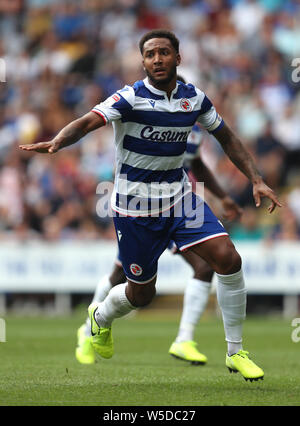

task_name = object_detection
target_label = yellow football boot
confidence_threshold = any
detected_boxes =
[169,341,207,365]
[75,324,95,365]
[226,350,264,381]
[88,303,114,359]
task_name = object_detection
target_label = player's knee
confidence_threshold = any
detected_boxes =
[131,287,156,308]
[110,265,126,286]
[134,293,155,307]
[107,283,154,312]
[213,241,242,275]
[126,281,156,308]
[193,263,214,282]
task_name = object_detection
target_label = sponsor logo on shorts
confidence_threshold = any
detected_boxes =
[130,263,143,276]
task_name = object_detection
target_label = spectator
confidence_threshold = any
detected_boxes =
[230,206,270,241]
[0,0,299,242]
[268,206,300,241]
[254,121,287,189]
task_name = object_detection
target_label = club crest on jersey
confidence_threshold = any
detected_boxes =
[180,98,192,112]
[130,263,143,276]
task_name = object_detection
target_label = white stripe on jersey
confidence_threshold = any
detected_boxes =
[117,173,191,199]
[122,149,185,171]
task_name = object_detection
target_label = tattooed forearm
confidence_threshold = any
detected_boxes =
[214,123,262,183]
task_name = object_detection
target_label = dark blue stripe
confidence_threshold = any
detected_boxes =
[112,93,133,113]
[208,119,224,134]
[120,163,183,184]
[133,81,165,100]
[198,95,213,115]
[173,82,197,99]
[123,135,186,157]
[186,142,198,154]
[121,109,201,126]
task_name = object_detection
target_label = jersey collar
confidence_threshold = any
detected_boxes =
[143,77,179,98]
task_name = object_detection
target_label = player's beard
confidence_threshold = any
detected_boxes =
[146,65,177,88]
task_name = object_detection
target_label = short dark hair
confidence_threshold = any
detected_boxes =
[139,29,179,54]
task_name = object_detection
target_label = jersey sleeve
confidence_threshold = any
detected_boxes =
[185,123,203,161]
[183,124,203,171]
[196,94,224,134]
[91,85,135,124]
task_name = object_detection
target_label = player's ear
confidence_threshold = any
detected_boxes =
[176,53,181,67]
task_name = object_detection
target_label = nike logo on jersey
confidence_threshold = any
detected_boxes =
[148,99,155,108]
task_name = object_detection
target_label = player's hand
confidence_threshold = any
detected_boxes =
[221,195,243,221]
[253,181,282,213]
[19,140,60,154]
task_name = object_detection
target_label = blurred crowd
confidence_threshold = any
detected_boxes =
[0,0,300,243]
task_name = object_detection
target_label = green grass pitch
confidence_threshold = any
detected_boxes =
[0,309,300,406]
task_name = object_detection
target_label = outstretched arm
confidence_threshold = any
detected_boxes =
[213,122,282,213]
[190,157,243,221]
[19,111,105,154]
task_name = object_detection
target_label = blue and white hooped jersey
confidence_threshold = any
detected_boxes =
[92,78,224,216]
